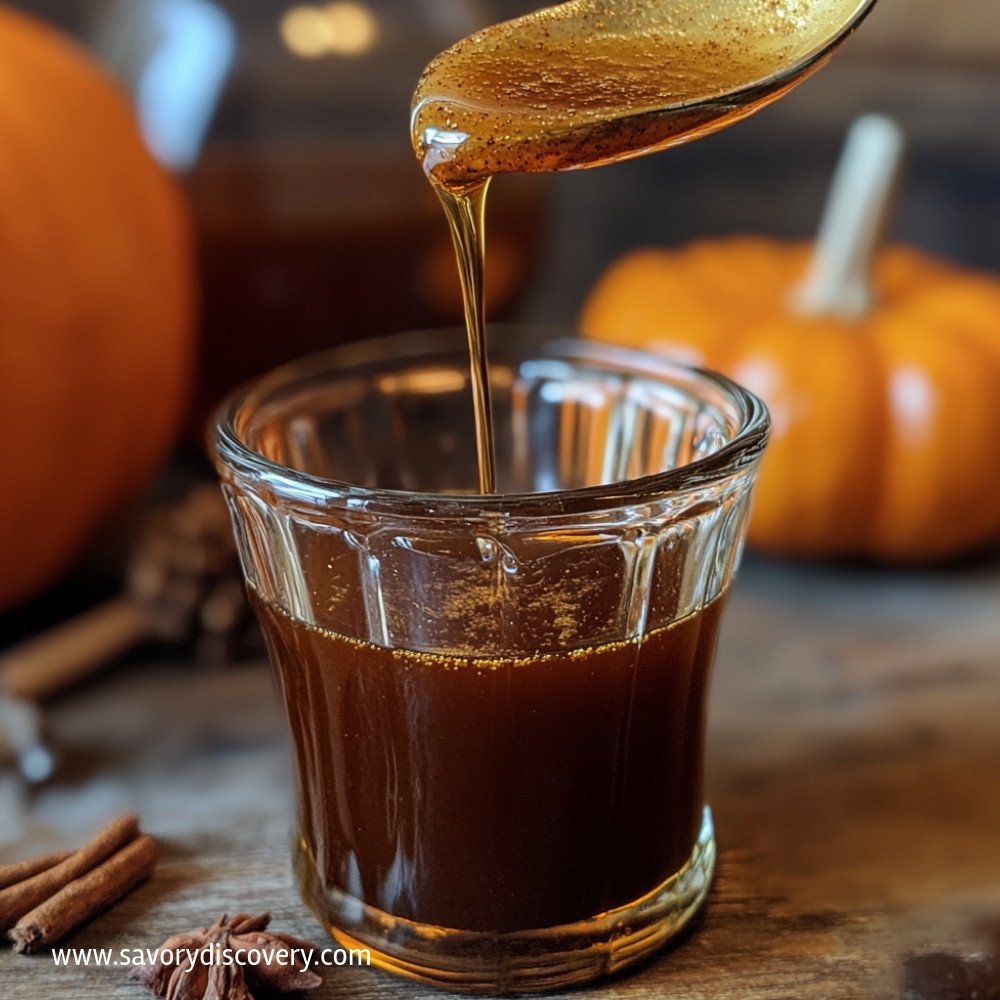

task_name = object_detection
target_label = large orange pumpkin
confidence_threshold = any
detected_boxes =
[0,7,194,609]
[581,237,1000,561]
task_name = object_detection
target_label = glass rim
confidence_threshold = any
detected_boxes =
[212,326,770,519]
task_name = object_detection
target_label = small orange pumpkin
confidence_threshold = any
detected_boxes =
[0,8,195,608]
[581,237,1000,561]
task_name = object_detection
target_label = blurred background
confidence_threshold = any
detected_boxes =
[13,0,1000,429]
[1,6,999,989]
[0,0,998,645]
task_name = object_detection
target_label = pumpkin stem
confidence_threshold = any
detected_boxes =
[790,114,905,320]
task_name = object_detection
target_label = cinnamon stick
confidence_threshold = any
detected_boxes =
[0,814,139,932]
[9,835,158,954]
[0,852,72,892]
[0,597,148,702]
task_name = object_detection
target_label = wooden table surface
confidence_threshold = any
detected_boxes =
[2,554,999,999]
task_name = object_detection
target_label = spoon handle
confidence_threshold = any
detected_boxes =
[791,113,905,320]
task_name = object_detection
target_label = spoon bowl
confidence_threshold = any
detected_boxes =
[412,0,878,186]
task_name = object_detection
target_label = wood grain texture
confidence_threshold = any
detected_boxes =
[1,555,999,999]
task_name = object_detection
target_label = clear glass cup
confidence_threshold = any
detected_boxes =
[213,328,768,993]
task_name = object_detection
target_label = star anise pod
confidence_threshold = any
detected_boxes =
[131,913,321,1000]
